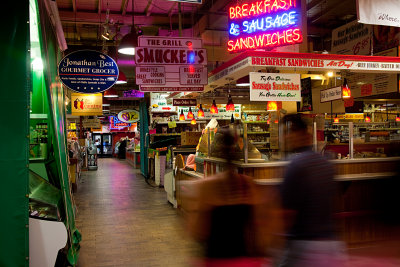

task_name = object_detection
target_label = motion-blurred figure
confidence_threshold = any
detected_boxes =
[184,128,281,267]
[277,114,346,267]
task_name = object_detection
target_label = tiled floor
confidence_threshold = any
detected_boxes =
[74,158,200,267]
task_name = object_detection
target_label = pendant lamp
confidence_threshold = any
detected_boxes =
[210,99,218,114]
[198,104,205,118]
[267,101,278,111]
[396,114,400,122]
[118,0,138,55]
[104,88,118,98]
[230,114,234,123]
[333,114,339,123]
[116,70,127,84]
[342,78,351,98]
[191,117,197,125]
[179,110,185,121]
[226,94,235,111]
[187,107,194,119]
[365,114,371,122]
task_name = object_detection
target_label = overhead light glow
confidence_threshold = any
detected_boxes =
[267,101,278,111]
[327,71,334,77]
[32,58,43,70]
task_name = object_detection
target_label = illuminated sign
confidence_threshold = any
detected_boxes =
[117,110,140,123]
[227,0,303,52]
[109,116,131,130]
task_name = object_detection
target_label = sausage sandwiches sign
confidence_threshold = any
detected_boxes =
[58,50,119,94]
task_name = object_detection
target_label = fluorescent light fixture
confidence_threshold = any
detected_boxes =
[327,71,333,77]
[32,58,43,70]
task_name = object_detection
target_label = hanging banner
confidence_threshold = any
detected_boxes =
[117,109,140,123]
[250,72,301,101]
[298,77,313,111]
[150,93,176,112]
[320,87,342,103]
[357,0,400,28]
[178,104,241,120]
[136,36,207,92]
[71,93,103,116]
[58,50,119,94]
[331,20,371,55]
[227,0,303,53]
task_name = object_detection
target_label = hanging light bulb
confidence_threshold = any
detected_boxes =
[210,99,218,114]
[267,119,270,124]
[191,117,197,125]
[267,101,278,111]
[365,114,371,122]
[230,114,234,123]
[179,110,185,121]
[226,93,235,111]
[396,114,400,122]
[187,107,194,119]
[342,78,351,98]
[334,114,339,123]
[198,104,205,118]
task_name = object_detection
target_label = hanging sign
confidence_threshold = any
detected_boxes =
[320,87,342,103]
[331,20,371,55]
[150,93,176,112]
[71,93,103,116]
[136,66,166,85]
[227,0,303,53]
[136,36,207,92]
[58,50,119,94]
[123,90,144,98]
[82,118,101,128]
[179,66,207,85]
[357,0,400,27]
[117,109,140,123]
[250,72,301,101]
[177,104,241,120]
[173,99,197,106]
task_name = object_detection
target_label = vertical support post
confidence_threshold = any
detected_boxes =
[243,123,248,164]
[349,122,354,159]
[178,2,182,37]
[330,100,333,125]
[79,116,84,138]
[313,121,317,152]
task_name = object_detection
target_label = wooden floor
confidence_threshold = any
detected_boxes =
[74,158,200,267]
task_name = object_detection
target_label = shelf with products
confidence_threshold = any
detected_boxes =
[247,131,270,134]
[243,121,270,124]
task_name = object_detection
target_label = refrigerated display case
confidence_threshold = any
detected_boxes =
[93,133,113,158]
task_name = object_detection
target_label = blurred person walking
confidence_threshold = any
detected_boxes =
[183,128,282,267]
[277,114,346,267]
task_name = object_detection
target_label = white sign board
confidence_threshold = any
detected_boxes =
[150,93,176,112]
[357,0,400,28]
[320,87,342,103]
[250,73,301,102]
[136,66,165,85]
[136,36,207,92]
[331,20,371,55]
[179,66,207,85]
[178,104,241,120]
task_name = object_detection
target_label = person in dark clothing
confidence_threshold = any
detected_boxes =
[277,114,346,267]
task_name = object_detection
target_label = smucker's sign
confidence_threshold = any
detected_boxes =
[58,50,119,94]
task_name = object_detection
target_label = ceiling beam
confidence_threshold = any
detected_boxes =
[308,0,350,24]
[307,0,323,11]
[145,0,154,17]
[59,10,191,26]
[121,0,129,15]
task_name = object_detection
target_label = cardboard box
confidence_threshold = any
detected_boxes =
[181,131,202,146]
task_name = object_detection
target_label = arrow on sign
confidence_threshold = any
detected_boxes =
[162,107,171,110]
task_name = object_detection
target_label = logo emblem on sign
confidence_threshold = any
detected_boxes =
[117,110,140,123]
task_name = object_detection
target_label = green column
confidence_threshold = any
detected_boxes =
[0,1,30,266]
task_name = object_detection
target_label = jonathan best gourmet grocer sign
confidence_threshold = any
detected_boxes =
[58,50,119,94]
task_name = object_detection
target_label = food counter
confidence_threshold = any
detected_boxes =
[126,149,140,169]
[176,156,400,247]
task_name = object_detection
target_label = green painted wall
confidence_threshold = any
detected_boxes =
[0,1,30,266]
